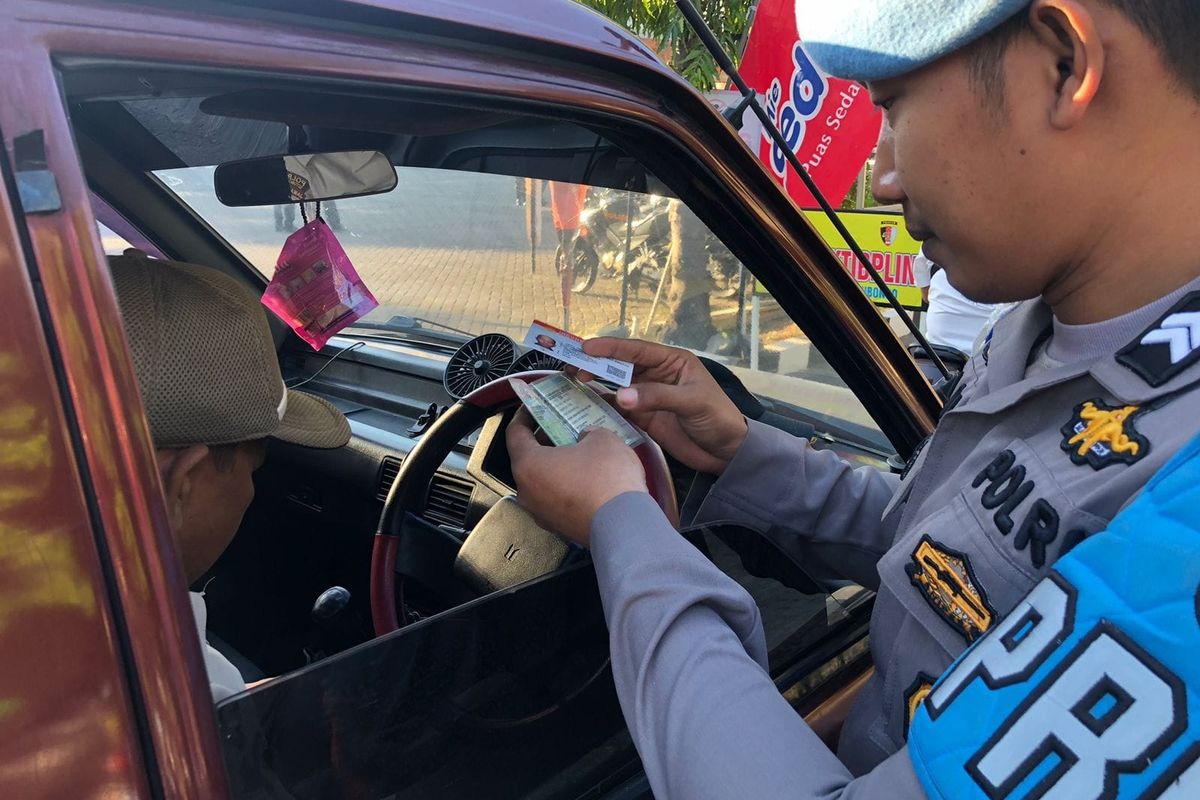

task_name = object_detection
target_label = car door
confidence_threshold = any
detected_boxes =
[6,0,937,796]
[0,121,164,800]
[0,5,233,796]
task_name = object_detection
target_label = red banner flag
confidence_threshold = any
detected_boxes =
[739,0,882,208]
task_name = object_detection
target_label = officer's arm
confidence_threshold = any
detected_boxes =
[681,418,901,588]
[592,493,926,799]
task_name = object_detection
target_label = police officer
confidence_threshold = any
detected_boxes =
[507,0,1200,796]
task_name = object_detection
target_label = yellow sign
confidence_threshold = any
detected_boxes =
[802,209,924,310]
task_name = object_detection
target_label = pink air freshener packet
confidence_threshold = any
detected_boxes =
[262,218,378,350]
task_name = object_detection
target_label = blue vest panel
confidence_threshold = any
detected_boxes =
[908,434,1200,799]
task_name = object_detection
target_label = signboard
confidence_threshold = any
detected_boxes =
[739,0,882,208]
[803,209,923,309]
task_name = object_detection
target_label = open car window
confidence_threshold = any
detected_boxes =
[67,65,887,798]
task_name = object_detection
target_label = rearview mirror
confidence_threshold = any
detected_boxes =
[214,150,397,207]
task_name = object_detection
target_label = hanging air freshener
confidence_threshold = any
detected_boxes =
[261,202,378,350]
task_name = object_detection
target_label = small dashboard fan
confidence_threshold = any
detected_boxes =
[443,333,517,400]
[509,349,565,373]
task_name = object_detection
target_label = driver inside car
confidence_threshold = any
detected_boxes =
[110,249,351,701]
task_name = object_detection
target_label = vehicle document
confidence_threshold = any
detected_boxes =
[510,373,645,448]
[522,320,634,387]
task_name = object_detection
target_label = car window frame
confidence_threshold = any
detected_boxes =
[32,1,936,796]
[180,76,894,798]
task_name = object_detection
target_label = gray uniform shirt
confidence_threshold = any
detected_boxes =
[589,277,1200,798]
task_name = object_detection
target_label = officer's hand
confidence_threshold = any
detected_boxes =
[506,409,647,547]
[581,338,747,475]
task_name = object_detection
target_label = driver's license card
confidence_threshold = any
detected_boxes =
[522,320,634,387]
[510,373,645,448]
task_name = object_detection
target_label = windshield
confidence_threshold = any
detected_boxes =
[154,157,884,441]
[157,165,676,342]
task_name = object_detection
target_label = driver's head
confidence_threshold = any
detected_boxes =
[110,250,350,583]
[799,0,1200,319]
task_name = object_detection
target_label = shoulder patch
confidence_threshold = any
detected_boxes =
[1060,400,1149,470]
[1116,291,1200,387]
[905,672,937,738]
[906,535,996,643]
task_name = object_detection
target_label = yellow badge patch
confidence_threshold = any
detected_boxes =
[904,673,936,737]
[1060,400,1150,470]
[906,536,995,642]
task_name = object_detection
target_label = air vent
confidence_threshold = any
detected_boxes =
[443,333,516,399]
[424,472,474,529]
[510,349,565,373]
[377,456,402,501]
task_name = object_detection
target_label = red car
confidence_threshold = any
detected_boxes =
[0,0,936,797]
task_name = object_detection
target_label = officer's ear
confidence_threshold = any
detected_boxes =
[1028,0,1105,130]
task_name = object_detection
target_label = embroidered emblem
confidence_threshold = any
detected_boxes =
[904,672,937,737]
[973,450,1061,568]
[1116,291,1200,387]
[906,535,995,643]
[1060,400,1149,470]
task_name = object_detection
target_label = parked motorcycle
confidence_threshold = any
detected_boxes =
[556,189,671,294]
[557,189,744,298]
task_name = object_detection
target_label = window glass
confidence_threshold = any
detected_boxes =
[97,221,131,254]
[218,564,635,799]
[91,192,166,259]
[154,165,883,444]
[217,559,866,798]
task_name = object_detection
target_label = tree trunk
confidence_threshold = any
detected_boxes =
[661,200,716,349]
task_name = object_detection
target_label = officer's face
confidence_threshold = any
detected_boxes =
[868,32,1084,305]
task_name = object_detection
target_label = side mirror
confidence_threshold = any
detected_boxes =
[213,150,397,207]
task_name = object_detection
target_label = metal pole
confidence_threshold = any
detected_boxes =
[750,293,761,371]
[643,265,672,338]
[673,0,950,381]
[734,265,748,359]
[527,178,538,274]
[619,190,634,329]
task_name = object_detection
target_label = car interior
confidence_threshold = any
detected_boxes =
[65,58,895,795]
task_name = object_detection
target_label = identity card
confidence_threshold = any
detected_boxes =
[510,373,645,448]
[522,320,634,387]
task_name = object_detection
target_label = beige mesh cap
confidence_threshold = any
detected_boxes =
[109,250,351,450]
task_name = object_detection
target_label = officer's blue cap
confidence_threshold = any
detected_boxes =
[796,0,1030,82]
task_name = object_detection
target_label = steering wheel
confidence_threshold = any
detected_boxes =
[370,370,678,636]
